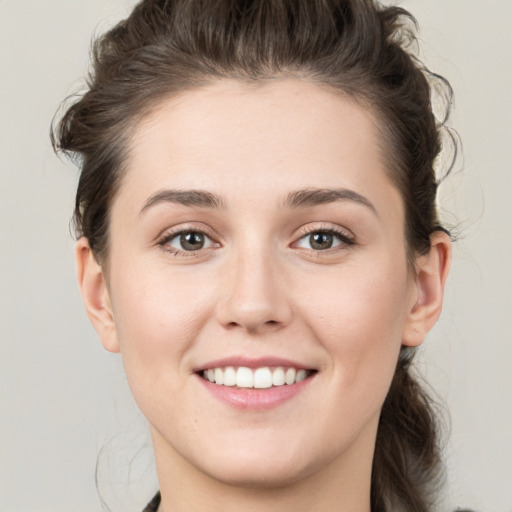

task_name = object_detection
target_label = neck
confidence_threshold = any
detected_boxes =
[151,420,377,512]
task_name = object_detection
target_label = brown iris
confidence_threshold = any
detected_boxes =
[309,232,334,250]
[180,232,205,250]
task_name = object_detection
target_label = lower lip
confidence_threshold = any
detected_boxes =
[196,374,315,410]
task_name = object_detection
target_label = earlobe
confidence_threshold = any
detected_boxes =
[402,231,452,347]
[75,238,120,353]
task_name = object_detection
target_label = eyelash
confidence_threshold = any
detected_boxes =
[157,226,218,257]
[156,224,355,257]
[293,225,356,252]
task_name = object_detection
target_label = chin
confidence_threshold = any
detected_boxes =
[187,433,329,490]
[202,457,314,489]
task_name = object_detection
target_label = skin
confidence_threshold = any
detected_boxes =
[76,79,451,512]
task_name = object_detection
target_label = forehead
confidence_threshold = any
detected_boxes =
[120,78,402,217]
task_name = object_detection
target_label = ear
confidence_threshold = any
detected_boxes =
[402,231,452,347]
[75,237,120,353]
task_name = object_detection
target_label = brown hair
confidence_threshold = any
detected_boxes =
[53,1,459,510]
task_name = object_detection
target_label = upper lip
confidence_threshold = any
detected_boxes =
[194,356,316,373]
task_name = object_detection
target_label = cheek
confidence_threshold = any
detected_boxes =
[297,256,410,387]
[108,260,212,391]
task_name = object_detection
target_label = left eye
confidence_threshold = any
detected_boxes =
[295,230,347,251]
[165,231,215,251]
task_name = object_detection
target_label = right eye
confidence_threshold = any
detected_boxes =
[158,230,217,255]
[296,231,342,251]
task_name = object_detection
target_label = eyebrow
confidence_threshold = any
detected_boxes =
[140,189,225,214]
[139,186,377,216]
[283,187,378,215]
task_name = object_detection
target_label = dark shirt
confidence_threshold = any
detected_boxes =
[141,490,476,511]
[142,491,161,512]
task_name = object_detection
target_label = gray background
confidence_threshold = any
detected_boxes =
[1,1,511,511]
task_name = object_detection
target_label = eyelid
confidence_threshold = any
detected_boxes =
[292,223,356,250]
[156,223,221,256]
[154,222,355,257]
[168,231,215,249]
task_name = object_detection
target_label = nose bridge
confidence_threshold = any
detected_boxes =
[217,236,291,332]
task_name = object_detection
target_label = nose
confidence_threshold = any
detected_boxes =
[215,245,293,335]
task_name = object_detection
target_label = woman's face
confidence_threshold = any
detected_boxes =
[95,79,422,487]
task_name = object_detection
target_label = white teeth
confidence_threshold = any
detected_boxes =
[285,368,296,385]
[295,369,307,383]
[253,367,272,389]
[272,367,285,386]
[223,366,236,386]
[201,365,312,388]
[236,367,254,388]
[214,368,224,385]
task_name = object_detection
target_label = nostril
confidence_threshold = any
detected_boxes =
[224,318,281,332]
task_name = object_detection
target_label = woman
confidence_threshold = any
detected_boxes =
[53,0,460,510]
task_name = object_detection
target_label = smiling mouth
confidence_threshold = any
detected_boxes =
[198,366,316,389]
